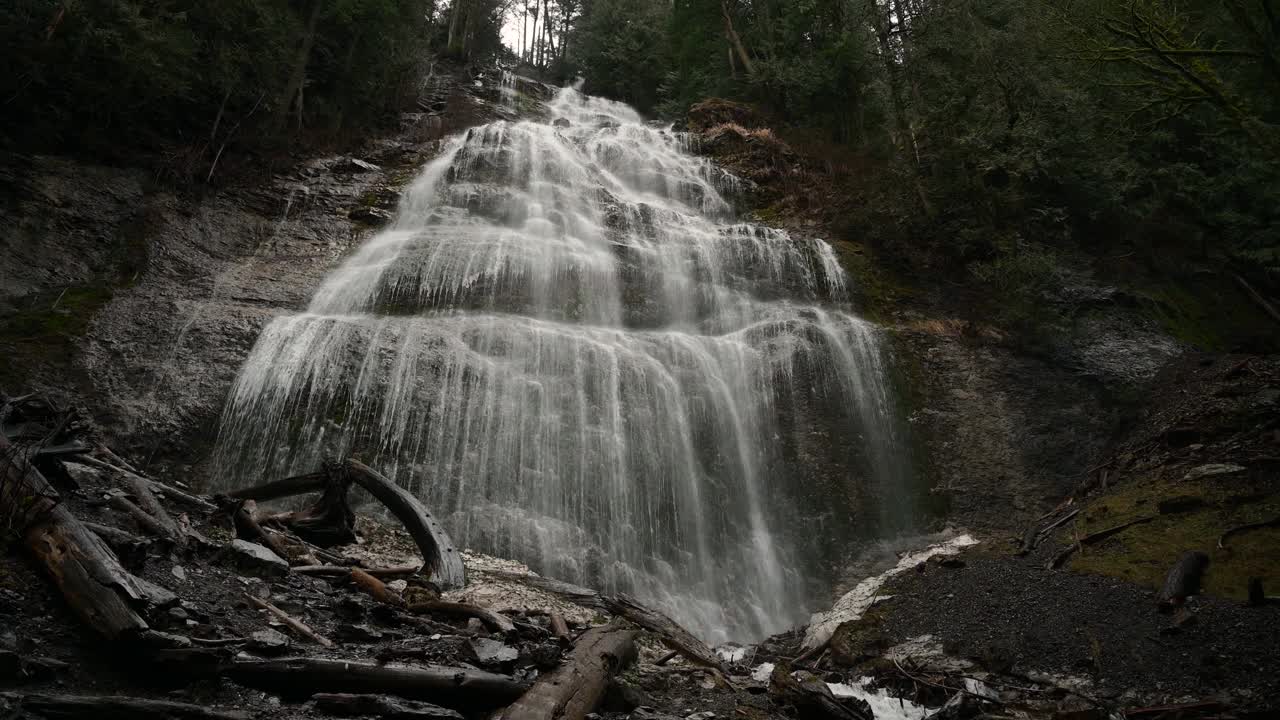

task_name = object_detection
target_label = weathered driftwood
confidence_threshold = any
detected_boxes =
[108,492,182,546]
[346,460,464,589]
[228,657,528,711]
[0,692,248,720]
[294,564,420,578]
[408,600,515,634]
[1157,551,1209,609]
[0,434,150,641]
[498,622,637,720]
[603,594,726,674]
[265,463,358,547]
[73,454,215,512]
[1046,516,1155,570]
[245,594,334,648]
[230,499,291,562]
[121,472,186,548]
[311,693,464,720]
[229,459,465,589]
[769,663,872,720]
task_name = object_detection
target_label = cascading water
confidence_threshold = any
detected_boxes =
[214,83,908,644]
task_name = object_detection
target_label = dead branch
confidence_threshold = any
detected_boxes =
[1217,515,1280,549]
[352,567,405,607]
[407,600,515,634]
[245,594,334,648]
[1047,516,1156,569]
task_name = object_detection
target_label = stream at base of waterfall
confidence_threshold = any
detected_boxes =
[213,80,908,645]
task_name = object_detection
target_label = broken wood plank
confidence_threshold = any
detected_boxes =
[228,470,328,502]
[1,433,150,641]
[0,692,248,720]
[311,693,463,720]
[1157,551,1209,610]
[228,657,527,711]
[245,594,334,648]
[1047,516,1156,570]
[407,600,515,634]
[498,622,637,720]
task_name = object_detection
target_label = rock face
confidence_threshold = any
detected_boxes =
[0,69,513,479]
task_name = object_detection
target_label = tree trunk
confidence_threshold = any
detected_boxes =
[0,693,248,720]
[497,622,637,720]
[1,434,150,641]
[721,0,756,76]
[276,0,324,133]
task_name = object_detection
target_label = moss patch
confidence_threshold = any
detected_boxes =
[1058,475,1280,601]
[1131,276,1278,353]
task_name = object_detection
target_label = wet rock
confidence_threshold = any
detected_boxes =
[630,708,679,720]
[171,565,187,581]
[468,638,517,666]
[337,624,385,643]
[523,641,563,670]
[249,629,291,655]
[349,206,394,226]
[334,157,381,174]
[686,713,716,720]
[227,539,289,577]
[553,118,571,128]
[603,677,649,712]
[1183,464,1246,481]
[312,693,463,719]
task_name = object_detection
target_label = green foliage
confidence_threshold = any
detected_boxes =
[0,0,457,170]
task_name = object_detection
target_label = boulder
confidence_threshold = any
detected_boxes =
[227,539,289,578]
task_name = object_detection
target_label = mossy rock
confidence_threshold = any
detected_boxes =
[828,611,891,667]
[1057,474,1280,601]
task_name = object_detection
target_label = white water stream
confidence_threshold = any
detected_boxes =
[215,83,905,643]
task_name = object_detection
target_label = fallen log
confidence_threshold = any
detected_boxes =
[295,564,420,578]
[311,693,463,720]
[0,434,150,641]
[407,600,515,634]
[498,622,637,720]
[229,459,465,589]
[602,594,726,674]
[245,594,334,648]
[109,492,182,545]
[1047,516,1155,570]
[769,663,872,720]
[549,611,570,641]
[1157,551,1209,610]
[0,692,248,720]
[228,657,528,711]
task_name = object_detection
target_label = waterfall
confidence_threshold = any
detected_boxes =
[214,84,908,644]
